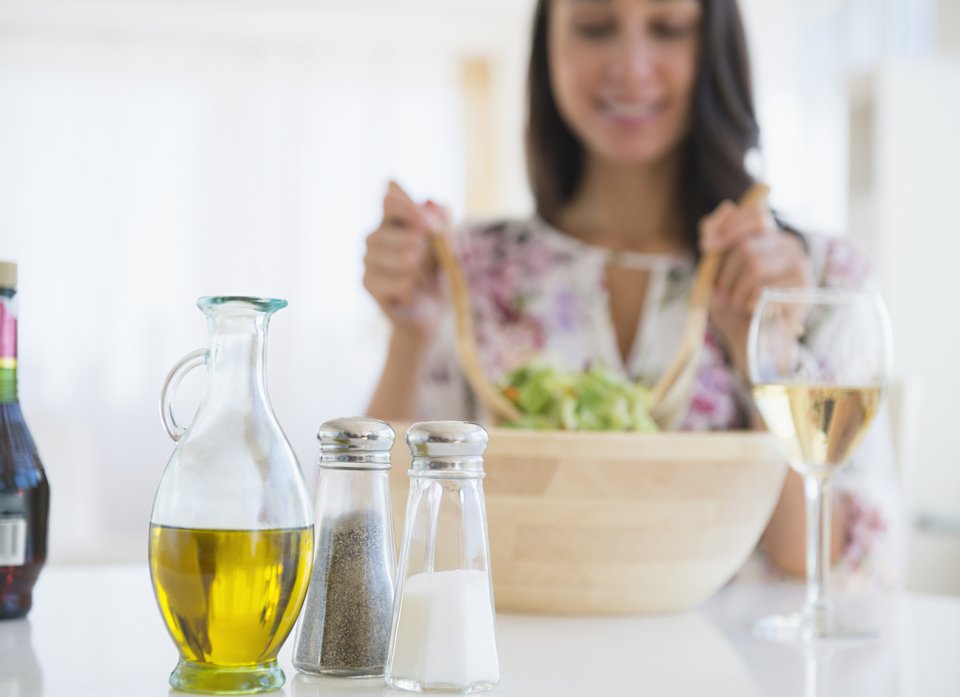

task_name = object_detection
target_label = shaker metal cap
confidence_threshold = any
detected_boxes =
[317,416,395,469]
[406,421,488,474]
[0,261,16,289]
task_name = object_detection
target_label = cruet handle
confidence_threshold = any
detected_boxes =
[160,348,207,442]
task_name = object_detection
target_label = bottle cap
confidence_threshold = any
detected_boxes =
[406,421,488,475]
[317,416,394,469]
[0,262,16,289]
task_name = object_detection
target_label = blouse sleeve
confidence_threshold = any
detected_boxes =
[813,235,904,590]
[415,301,476,422]
[738,235,903,589]
[797,235,904,590]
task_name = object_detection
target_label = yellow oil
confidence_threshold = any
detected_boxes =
[149,525,313,669]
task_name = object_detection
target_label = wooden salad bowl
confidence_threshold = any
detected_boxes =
[388,426,787,615]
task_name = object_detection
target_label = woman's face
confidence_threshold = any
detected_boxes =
[548,0,702,167]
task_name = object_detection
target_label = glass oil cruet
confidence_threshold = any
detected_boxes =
[149,296,313,695]
[385,421,500,694]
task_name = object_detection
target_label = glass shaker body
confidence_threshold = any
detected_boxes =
[385,421,500,694]
[293,417,396,678]
[149,296,313,695]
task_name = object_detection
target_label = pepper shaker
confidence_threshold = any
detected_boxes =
[385,421,500,694]
[292,417,396,677]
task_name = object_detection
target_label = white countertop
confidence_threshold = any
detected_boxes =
[2,564,959,696]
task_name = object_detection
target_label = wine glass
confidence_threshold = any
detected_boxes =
[748,287,892,642]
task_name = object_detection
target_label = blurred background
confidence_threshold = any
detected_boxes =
[1,0,958,594]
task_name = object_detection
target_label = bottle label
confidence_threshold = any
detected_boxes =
[0,520,27,565]
[0,493,27,565]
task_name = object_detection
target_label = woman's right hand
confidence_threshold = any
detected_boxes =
[363,182,446,338]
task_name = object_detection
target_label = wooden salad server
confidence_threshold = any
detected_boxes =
[648,182,771,429]
[387,181,523,424]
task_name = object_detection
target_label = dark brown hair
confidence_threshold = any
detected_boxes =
[526,0,760,250]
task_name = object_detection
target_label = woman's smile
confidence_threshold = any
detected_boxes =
[596,94,668,127]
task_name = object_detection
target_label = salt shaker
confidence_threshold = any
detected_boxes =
[292,417,396,677]
[385,421,500,694]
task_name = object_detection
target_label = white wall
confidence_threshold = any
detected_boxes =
[864,60,960,516]
[0,0,534,562]
[937,0,960,51]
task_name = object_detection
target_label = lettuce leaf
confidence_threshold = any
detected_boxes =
[501,363,658,432]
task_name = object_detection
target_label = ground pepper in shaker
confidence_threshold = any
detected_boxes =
[292,417,396,677]
[385,421,500,694]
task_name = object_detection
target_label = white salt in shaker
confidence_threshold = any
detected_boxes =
[292,417,396,677]
[385,421,500,694]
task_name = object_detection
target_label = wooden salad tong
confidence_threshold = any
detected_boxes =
[647,183,770,429]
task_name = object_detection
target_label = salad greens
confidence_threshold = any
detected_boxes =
[501,363,658,432]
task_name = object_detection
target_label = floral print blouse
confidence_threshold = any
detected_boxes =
[415,216,902,589]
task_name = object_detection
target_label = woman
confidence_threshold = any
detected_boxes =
[362,0,898,585]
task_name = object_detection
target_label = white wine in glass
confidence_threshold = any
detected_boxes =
[748,288,892,642]
[751,384,882,479]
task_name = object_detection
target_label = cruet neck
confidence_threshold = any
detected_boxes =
[199,296,285,397]
[199,295,287,320]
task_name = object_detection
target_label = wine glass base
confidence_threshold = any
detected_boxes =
[754,612,878,644]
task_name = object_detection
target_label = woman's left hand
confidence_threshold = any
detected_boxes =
[698,197,814,377]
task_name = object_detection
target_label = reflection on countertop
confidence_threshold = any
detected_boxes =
[0,619,43,697]
[2,565,959,696]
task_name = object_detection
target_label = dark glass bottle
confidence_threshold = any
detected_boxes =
[0,261,50,620]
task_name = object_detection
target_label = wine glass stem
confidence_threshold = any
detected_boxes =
[804,474,834,628]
